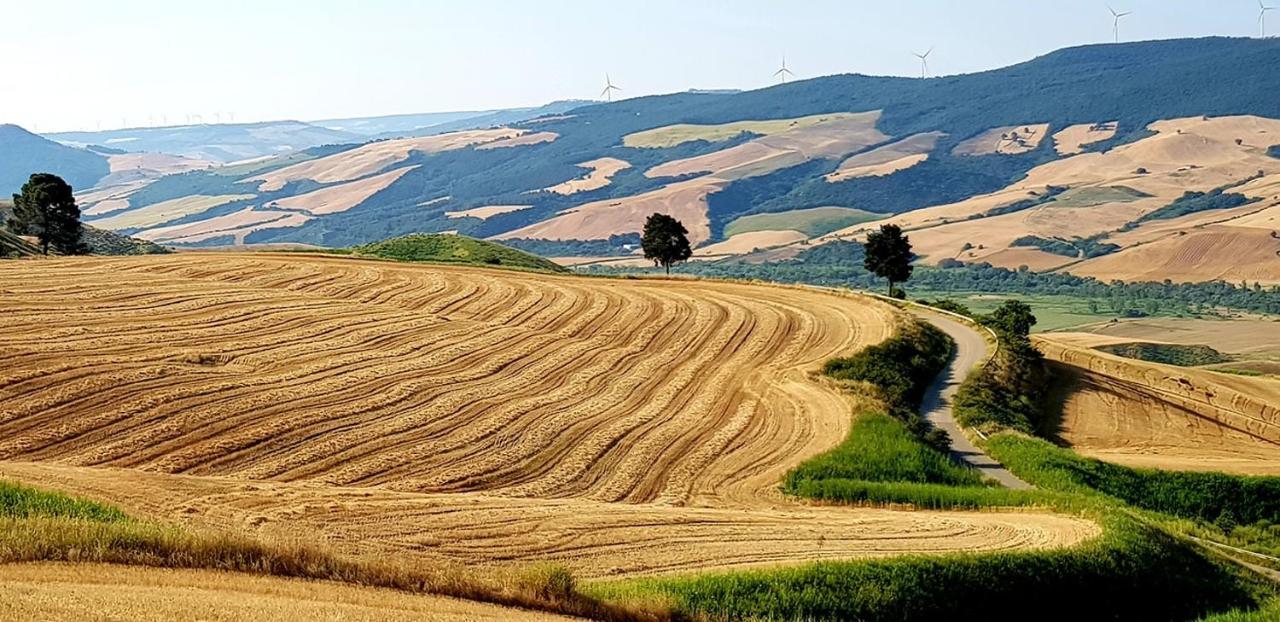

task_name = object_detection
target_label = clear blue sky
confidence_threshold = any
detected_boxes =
[0,0,1266,132]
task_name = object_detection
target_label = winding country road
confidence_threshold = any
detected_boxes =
[911,309,1032,490]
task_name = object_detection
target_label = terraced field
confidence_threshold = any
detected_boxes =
[0,254,1097,579]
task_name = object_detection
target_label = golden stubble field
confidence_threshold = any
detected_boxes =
[0,254,1097,580]
[1037,334,1280,475]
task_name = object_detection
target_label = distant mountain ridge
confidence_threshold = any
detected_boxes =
[47,121,359,163]
[17,37,1280,284]
[0,125,109,195]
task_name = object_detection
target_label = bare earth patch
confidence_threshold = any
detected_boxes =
[445,205,531,220]
[954,124,1051,156]
[248,128,523,191]
[825,132,943,182]
[1053,122,1118,155]
[495,177,726,245]
[543,158,632,195]
[88,194,255,231]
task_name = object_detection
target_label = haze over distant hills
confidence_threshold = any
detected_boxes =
[0,124,110,195]
[9,37,1280,285]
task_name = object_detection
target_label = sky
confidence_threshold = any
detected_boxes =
[0,0,1268,132]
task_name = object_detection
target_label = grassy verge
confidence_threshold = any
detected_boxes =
[779,317,1043,509]
[1,478,128,522]
[590,511,1261,622]
[787,413,983,487]
[0,480,666,622]
[1198,600,1280,621]
[986,435,1280,526]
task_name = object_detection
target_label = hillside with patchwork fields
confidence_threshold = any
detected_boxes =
[33,37,1278,285]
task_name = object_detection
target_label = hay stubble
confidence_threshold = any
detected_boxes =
[0,254,1096,578]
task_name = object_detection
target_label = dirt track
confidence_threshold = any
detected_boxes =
[0,254,1097,579]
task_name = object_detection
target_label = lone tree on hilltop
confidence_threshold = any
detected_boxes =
[864,223,913,297]
[641,213,692,274]
[8,173,84,255]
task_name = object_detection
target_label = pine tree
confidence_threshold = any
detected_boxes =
[8,173,84,255]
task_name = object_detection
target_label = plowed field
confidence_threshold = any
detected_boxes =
[0,254,1097,579]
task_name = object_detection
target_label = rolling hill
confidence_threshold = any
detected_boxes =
[44,37,1280,284]
[46,121,359,163]
[0,125,110,195]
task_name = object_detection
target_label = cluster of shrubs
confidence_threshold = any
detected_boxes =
[822,320,953,450]
[953,300,1050,434]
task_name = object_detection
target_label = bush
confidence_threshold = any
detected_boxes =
[955,301,1049,433]
[822,320,951,424]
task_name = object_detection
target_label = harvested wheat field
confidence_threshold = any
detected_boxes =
[88,194,255,231]
[496,177,727,245]
[0,254,1097,579]
[1038,335,1280,475]
[268,167,419,216]
[543,158,632,195]
[248,128,524,191]
[0,563,575,622]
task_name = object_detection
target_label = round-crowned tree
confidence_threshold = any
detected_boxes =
[864,223,913,297]
[641,213,692,275]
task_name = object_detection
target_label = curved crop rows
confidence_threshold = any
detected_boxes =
[1038,336,1280,475]
[0,254,1097,578]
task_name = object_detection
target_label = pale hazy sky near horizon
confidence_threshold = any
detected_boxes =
[0,0,1266,132]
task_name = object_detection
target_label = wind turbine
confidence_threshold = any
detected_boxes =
[600,74,622,102]
[773,56,795,84]
[913,47,933,79]
[1261,0,1276,37]
[1109,6,1132,43]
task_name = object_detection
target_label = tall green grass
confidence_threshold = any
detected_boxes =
[787,414,984,486]
[1198,600,1280,621]
[592,512,1262,622]
[987,435,1280,526]
[0,479,127,522]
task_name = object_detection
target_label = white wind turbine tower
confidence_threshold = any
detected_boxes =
[1109,6,1132,43]
[600,74,622,102]
[913,47,933,79]
[774,56,795,84]
[1261,0,1276,37]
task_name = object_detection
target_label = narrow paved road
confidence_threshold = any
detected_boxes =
[912,309,1032,490]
